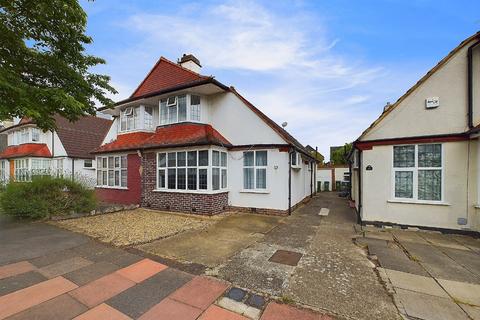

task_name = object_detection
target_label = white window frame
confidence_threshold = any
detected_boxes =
[291,151,301,169]
[243,150,268,191]
[159,94,202,125]
[14,158,29,181]
[83,159,94,169]
[31,128,40,142]
[96,155,127,189]
[189,95,201,122]
[157,149,211,192]
[212,150,227,191]
[0,160,7,183]
[391,144,444,203]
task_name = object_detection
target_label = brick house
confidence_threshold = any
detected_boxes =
[93,54,317,215]
[0,115,112,186]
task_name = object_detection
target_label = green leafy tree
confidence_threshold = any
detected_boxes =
[330,143,352,165]
[0,0,116,130]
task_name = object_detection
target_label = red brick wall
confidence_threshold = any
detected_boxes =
[95,153,142,205]
[141,152,228,214]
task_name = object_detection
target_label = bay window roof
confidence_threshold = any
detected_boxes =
[0,143,51,159]
[92,123,231,154]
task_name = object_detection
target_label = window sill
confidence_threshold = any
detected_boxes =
[83,167,95,170]
[153,189,228,195]
[118,129,154,135]
[240,189,270,194]
[96,186,129,190]
[387,199,450,206]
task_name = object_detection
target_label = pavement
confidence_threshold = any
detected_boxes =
[356,225,480,320]
[0,213,331,319]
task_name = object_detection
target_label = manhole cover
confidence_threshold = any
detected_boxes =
[268,250,303,266]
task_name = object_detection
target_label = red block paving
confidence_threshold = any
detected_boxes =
[0,276,78,319]
[69,273,135,307]
[0,261,35,280]
[198,305,250,320]
[260,302,332,320]
[139,297,203,320]
[115,258,167,283]
[74,303,132,320]
[169,276,229,310]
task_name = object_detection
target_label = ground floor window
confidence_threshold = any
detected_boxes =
[393,144,442,201]
[96,155,127,188]
[243,150,267,190]
[31,159,51,177]
[0,160,6,183]
[157,149,227,191]
[14,159,29,181]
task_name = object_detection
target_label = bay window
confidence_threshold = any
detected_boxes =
[96,155,127,188]
[157,149,227,191]
[14,159,29,181]
[160,94,202,125]
[393,144,442,201]
[120,106,154,132]
[243,150,267,190]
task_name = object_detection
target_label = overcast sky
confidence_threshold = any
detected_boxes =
[81,0,480,160]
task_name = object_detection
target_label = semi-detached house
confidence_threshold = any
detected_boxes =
[350,32,480,233]
[0,115,112,186]
[94,54,317,215]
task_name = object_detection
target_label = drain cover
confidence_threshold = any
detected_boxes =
[268,250,303,266]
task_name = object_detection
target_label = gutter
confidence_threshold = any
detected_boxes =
[467,39,480,129]
[357,148,363,224]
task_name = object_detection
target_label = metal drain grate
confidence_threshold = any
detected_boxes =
[268,250,303,266]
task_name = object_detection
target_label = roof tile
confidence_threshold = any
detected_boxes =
[0,143,51,159]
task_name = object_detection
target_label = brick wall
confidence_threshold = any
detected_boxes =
[141,152,228,215]
[95,153,142,205]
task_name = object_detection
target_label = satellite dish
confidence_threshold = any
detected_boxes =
[281,122,288,128]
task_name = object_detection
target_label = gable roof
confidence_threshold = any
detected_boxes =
[357,31,480,142]
[130,57,211,98]
[53,115,113,159]
[92,123,231,154]
[0,143,51,159]
[229,87,312,158]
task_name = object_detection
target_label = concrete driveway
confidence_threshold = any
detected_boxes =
[357,225,480,320]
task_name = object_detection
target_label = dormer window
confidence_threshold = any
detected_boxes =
[160,94,201,125]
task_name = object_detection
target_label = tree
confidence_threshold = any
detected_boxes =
[0,0,116,130]
[330,143,352,165]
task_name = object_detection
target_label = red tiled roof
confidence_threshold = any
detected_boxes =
[130,57,210,98]
[92,123,231,154]
[0,143,51,159]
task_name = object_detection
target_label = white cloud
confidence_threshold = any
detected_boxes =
[107,0,416,160]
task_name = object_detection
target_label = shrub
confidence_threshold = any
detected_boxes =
[0,176,97,219]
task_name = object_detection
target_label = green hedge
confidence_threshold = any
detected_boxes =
[0,176,97,219]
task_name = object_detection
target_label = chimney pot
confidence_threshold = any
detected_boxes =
[178,54,201,73]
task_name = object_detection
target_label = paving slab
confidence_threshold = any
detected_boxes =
[260,302,331,320]
[169,276,229,310]
[0,276,78,319]
[437,279,480,306]
[7,294,87,320]
[29,247,80,268]
[69,272,135,308]
[139,298,202,320]
[395,288,469,320]
[382,268,448,298]
[418,232,472,251]
[107,268,193,318]
[450,235,480,253]
[436,246,480,278]
[72,241,143,267]
[362,230,395,241]
[115,258,167,283]
[38,256,93,278]
[63,261,121,286]
[401,241,480,283]
[198,305,249,320]
[0,271,47,296]
[74,303,132,320]
[0,261,36,280]
[391,229,431,244]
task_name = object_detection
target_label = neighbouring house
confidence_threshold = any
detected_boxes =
[350,32,480,232]
[93,54,317,215]
[0,115,113,186]
[317,165,350,191]
[0,119,14,154]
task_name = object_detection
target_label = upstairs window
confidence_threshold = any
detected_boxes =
[190,95,201,122]
[120,107,138,131]
[31,128,40,142]
[160,95,187,125]
[243,150,267,190]
[144,107,154,130]
[160,94,201,125]
[393,144,442,201]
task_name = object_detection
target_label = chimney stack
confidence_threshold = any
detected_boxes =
[178,54,201,73]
